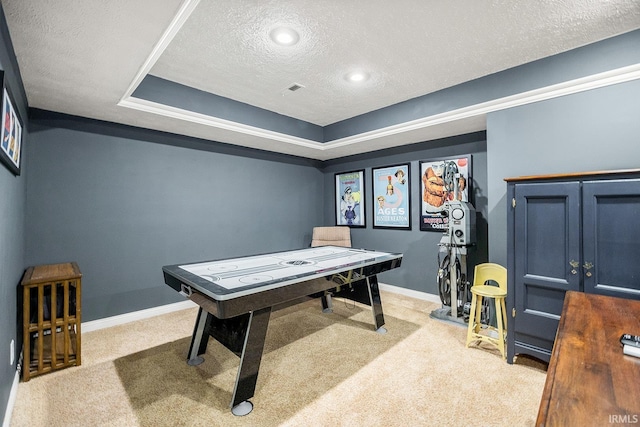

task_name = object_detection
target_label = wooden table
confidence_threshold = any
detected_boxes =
[536,291,640,426]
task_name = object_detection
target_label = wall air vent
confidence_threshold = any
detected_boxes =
[287,83,305,92]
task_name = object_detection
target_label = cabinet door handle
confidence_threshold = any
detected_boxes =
[583,262,593,277]
[569,260,579,275]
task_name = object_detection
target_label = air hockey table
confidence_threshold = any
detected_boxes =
[162,245,403,416]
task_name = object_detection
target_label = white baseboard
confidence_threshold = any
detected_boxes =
[82,299,197,333]
[82,286,438,334]
[80,285,436,334]
[2,370,19,427]
[378,282,441,304]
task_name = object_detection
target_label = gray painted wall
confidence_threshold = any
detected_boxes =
[321,133,488,297]
[0,6,27,421]
[25,118,325,322]
[0,144,23,424]
[487,78,640,267]
[2,10,640,425]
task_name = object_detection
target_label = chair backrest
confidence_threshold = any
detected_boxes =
[311,226,352,248]
[473,263,507,292]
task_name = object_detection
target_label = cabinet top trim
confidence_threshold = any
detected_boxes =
[504,168,640,182]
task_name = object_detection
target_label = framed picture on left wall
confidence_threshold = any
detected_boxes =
[0,72,23,176]
[335,169,365,227]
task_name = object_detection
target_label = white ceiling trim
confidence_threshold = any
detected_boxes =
[118,62,640,155]
[118,96,323,150]
[324,62,640,149]
[114,0,640,156]
[119,0,201,102]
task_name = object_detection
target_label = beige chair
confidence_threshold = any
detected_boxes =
[310,226,352,312]
[465,263,508,359]
[311,226,351,248]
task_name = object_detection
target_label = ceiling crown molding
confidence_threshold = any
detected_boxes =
[119,62,640,156]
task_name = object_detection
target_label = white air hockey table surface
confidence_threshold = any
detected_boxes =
[163,246,402,301]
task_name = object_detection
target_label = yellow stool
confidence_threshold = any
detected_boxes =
[466,263,507,359]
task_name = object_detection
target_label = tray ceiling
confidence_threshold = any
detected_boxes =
[2,0,640,160]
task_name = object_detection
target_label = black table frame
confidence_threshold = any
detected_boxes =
[163,247,402,415]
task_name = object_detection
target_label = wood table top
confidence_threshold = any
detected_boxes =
[21,262,81,285]
[536,291,640,426]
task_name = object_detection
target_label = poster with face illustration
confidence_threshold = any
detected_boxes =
[372,163,411,229]
[420,155,471,231]
[1,86,23,176]
[335,170,365,227]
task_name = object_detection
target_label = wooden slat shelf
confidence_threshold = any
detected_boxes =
[27,319,78,332]
[21,262,82,381]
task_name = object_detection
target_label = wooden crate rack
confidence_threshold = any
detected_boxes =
[21,262,82,381]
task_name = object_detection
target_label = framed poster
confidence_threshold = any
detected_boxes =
[420,155,472,231]
[335,170,365,227]
[0,72,23,176]
[372,163,411,229]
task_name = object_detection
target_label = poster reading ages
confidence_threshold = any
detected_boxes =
[336,170,365,227]
[372,164,410,229]
[420,155,471,231]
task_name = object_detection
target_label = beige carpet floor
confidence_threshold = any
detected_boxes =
[9,291,547,427]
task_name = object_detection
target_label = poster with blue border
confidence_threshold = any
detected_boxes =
[372,163,411,229]
[335,170,365,227]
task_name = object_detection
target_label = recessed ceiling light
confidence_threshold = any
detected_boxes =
[269,27,300,46]
[345,71,370,83]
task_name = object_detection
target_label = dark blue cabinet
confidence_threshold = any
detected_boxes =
[506,171,640,363]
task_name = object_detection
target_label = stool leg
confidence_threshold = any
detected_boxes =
[494,297,505,359]
[473,295,483,334]
[466,292,478,347]
[501,297,507,340]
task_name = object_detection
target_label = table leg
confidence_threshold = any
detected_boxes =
[333,274,386,333]
[366,275,386,333]
[230,306,271,415]
[187,307,209,366]
[320,292,333,313]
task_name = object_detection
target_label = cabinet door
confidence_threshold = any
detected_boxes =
[513,182,581,355]
[582,179,640,300]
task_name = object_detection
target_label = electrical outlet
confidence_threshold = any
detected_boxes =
[10,339,14,365]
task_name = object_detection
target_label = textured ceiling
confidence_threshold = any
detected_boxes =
[2,0,640,160]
